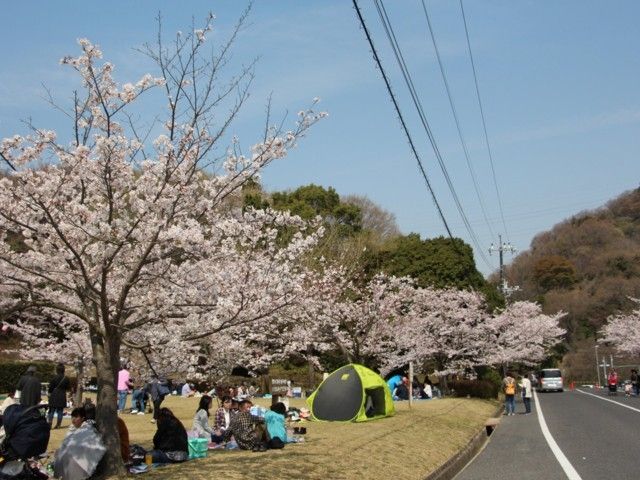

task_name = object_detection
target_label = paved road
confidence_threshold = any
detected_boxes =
[455,388,640,480]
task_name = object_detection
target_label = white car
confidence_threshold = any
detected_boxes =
[537,368,563,392]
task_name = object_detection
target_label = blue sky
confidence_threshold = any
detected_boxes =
[1,1,638,276]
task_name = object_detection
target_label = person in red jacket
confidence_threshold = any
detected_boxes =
[607,369,619,395]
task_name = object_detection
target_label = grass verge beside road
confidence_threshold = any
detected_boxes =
[47,395,497,480]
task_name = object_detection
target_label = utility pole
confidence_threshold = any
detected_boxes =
[600,359,609,383]
[489,234,517,296]
[610,354,615,382]
[595,345,601,387]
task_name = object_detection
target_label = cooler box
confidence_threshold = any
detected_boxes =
[188,437,208,459]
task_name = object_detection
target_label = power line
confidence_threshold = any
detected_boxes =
[351,0,454,239]
[373,0,494,270]
[459,0,511,243]
[420,0,497,244]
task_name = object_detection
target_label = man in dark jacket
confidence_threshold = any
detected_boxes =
[16,365,42,407]
[145,375,170,423]
[223,400,265,451]
[47,363,70,428]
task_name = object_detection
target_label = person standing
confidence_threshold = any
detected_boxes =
[117,362,133,413]
[520,374,532,415]
[503,372,516,416]
[145,374,170,423]
[16,365,42,407]
[630,369,639,397]
[607,369,619,395]
[48,363,70,428]
[130,377,147,415]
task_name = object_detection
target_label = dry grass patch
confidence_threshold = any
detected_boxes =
[47,395,497,480]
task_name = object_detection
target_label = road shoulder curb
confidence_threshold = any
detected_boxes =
[424,404,503,480]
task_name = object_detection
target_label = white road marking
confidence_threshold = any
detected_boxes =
[533,390,583,480]
[575,388,640,413]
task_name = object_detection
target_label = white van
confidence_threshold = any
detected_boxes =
[537,368,563,392]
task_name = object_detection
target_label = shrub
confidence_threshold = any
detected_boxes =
[0,360,57,394]
[477,367,503,390]
[449,379,500,399]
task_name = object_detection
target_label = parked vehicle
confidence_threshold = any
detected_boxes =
[537,369,563,392]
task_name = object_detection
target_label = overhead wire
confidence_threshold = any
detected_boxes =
[459,0,511,243]
[420,0,497,244]
[351,0,454,240]
[373,0,495,270]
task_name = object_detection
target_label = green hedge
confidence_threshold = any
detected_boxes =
[449,379,500,399]
[0,360,57,394]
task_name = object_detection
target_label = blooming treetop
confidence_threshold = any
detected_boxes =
[393,287,491,375]
[482,301,566,366]
[315,272,415,368]
[600,298,640,355]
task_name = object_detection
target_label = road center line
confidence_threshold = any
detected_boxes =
[575,388,640,413]
[533,390,582,480]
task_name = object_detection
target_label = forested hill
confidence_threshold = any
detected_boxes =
[504,188,640,342]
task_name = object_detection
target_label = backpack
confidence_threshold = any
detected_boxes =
[267,437,285,449]
[129,444,147,466]
[0,404,50,460]
[505,380,516,396]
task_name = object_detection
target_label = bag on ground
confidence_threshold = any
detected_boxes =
[187,438,208,459]
[0,404,50,460]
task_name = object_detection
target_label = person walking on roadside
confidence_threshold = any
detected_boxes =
[607,369,618,395]
[630,369,639,397]
[520,373,533,414]
[16,365,42,407]
[48,363,71,428]
[503,372,517,416]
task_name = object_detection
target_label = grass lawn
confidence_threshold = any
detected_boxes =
[46,395,497,480]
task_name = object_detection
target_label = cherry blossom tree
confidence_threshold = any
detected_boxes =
[394,287,491,376]
[233,263,415,375]
[0,14,325,475]
[309,268,414,368]
[482,301,566,368]
[600,298,640,355]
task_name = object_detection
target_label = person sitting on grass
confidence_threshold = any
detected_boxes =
[182,382,195,397]
[192,395,215,440]
[149,407,188,463]
[394,377,410,400]
[84,403,130,464]
[212,395,233,443]
[222,399,266,452]
[264,402,287,448]
[230,398,239,415]
[53,406,106,480]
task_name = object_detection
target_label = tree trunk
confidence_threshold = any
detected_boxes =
[441,375,448,396]
[73,358,85,407]
[90,326,126,477]
[306,344,315,389]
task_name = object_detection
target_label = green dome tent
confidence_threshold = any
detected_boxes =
[307,364,395,422]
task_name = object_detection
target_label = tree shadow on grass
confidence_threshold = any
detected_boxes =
[144,450,347,480]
